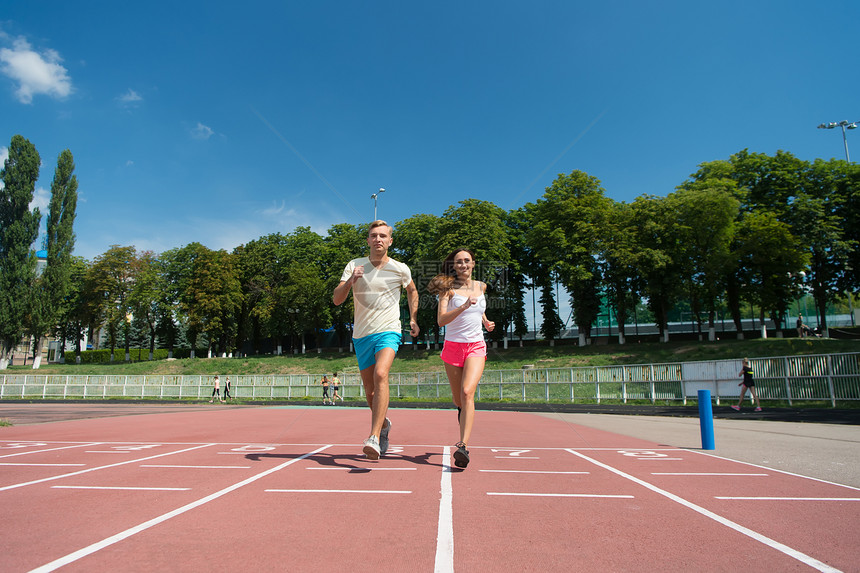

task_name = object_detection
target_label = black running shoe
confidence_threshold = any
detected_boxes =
[453,442,470,468]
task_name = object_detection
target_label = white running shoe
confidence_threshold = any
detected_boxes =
[363,435,381,460]
[379,418,392,455]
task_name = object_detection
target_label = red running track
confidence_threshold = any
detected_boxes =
[0,406,857,572]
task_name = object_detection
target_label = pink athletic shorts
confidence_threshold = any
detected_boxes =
[440,339,487,367]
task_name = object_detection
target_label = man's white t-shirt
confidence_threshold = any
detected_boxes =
[341,257,413,339]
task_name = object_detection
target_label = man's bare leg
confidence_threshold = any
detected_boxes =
[360,347,395,439]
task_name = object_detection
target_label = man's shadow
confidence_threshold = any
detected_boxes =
[245,449,451,471]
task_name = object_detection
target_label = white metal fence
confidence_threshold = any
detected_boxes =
[1,353,858,406]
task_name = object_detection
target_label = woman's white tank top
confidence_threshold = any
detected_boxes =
[445,292,486,343]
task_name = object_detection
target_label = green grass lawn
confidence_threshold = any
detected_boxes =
[5,337,857,376]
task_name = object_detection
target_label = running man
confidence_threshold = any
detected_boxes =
[333,220,420,459]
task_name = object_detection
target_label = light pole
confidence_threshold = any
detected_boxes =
[817,120,858,162]
[371,188,385,220]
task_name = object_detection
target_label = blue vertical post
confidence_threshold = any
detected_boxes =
[698,389,715,450]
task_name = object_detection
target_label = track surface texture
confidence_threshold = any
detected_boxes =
[1,403,858,572]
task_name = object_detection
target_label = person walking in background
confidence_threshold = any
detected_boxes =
[732,358,762,412]
[321,375,331,405]
[332,220,420,460]
[428,248,495,469]
[223,376,232,401]
[209,375,224,403]
[331,373,343,403]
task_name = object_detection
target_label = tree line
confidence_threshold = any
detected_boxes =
[1,133,857,368]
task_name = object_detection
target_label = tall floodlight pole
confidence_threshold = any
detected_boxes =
[371,188,385,220]
[817,120,858,162]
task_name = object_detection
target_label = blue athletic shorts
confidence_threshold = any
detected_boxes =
[353,331,402,371]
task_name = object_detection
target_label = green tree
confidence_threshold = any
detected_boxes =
[735,212,809,335]
[28,149,78,368]
[532,171,609,344]
[599,201,642,344]
[502,208,531,344]
[87,245,138,361]
[55,256,89,363]
[630,195,681,342]
[172,243,243,357]
[128,251,163,360]
[669,183,739,340]
[0,135,41,368]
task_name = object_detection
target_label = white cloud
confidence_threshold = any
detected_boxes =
[0,37,72,104]
[190,122,214,140]
[29,186,50,213]
[0,145,7,166]
[118,88,142,105]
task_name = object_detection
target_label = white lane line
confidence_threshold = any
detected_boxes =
[637,458,684,461]
[52,486,191,491]
[487,492,634,499]
[306,467,417,471]
[493,456,540,459]
[0,444,214,492]
[480,470,589,475]
[85,451,130,454]
[565,449,841,573]
[0,443,102,459]
[29,444,331,573]
[265,489,411,494]
[653,473,769,477]
[0,463,85,467]
[141,465,251,469]
[434,445,454,573]
[716,496,860,501]
[688,449,860,492]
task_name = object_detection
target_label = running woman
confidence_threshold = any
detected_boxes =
[732,358,762,412]
[332,220,420,459]
[331,373,343,403]
[428,248,494,468]
[321,375,331,405]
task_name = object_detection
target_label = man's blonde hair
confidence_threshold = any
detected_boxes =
[368,220,393,236]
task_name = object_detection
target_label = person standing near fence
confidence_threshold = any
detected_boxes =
[332,220,420,460]
[428,248,495,469]
[732,358,762,412]
[209,375,224,403]
[223,376,232,401]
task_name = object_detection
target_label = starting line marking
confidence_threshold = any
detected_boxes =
[305,467,417,471]
[487,492,634,499]
[0,463,85,467]
[653,473,769,477]
[52,486,191,491]
[480,470,589,475]
[716,496,860,501]
[265,489,411,494]
[141,465,251,469]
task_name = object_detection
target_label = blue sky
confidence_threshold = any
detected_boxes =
[2,1,857,267]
